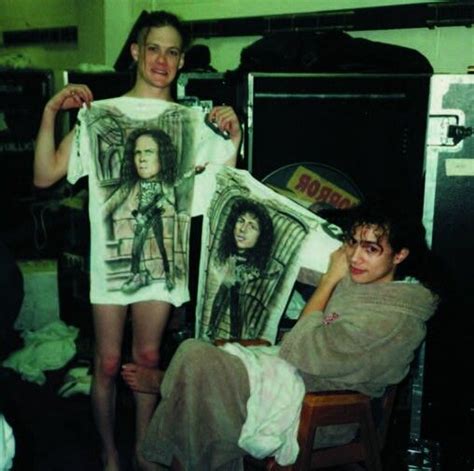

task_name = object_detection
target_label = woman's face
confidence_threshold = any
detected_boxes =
[134,134,160,180]
[234,211,261,251]
[345,224,407,284]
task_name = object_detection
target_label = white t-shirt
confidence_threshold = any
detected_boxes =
[68,97,235,306]
[193,165,341,343]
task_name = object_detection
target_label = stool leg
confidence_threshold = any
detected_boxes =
[359,406,382,471]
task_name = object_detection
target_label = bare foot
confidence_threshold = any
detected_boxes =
[121,363,164,394]
[134,450,160,471]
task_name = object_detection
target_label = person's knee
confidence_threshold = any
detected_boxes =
[173,339,214,371]
[160,339,211,391]
[95,352,121,378]
[178,338,209,355]
[132,347,160,368]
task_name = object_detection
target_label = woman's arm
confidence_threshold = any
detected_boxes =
[301,246,348,317]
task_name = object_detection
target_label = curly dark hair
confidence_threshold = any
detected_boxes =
[120,128,177,186]
[135,10,191,51]
[345,200,442,294]
[216,198,274,273]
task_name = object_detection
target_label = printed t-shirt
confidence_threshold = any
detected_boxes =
[192,165,341,343]
[68,97,235,306]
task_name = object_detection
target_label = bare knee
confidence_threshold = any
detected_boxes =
[173,339,215,371]
[159,339,220,398]
[179,338,212,355]
[95,353,121,379]
[133,347,160,368]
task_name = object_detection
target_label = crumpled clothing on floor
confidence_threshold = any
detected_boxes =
[57,365,92,397]
[2,320,79,385]
[0,414,15,470]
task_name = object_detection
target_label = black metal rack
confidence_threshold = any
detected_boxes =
[186,2,474,38]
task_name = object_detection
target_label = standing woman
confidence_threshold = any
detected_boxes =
[34,11,241,471]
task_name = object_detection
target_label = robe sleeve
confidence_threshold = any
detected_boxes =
[278,277,437,396]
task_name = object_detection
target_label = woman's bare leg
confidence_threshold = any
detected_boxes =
[131,300,171,471]
[91,304,128,471]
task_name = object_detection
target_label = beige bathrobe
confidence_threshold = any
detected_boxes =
[142,276,438,470]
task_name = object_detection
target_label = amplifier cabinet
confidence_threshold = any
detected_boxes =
[176,72,241,109]
[0,69,55,258]
[420,74,474,470]
[0,68,53,208]
[245,72,431,213]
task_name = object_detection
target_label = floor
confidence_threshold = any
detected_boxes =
[1,363,132,471]
[1,332,472,471]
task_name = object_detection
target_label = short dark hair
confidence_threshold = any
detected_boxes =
[121,128,177,185]
[135,10,191,51]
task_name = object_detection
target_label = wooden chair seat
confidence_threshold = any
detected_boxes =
[213,339,396,471]
[245,386,397,471]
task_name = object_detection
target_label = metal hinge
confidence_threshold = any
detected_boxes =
[427,115,473,146]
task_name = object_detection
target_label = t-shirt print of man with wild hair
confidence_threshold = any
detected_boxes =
[102,127,177,293]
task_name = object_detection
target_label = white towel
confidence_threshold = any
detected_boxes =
[221,344,305,465]
[2,320,79,385]
[0,414,15,470]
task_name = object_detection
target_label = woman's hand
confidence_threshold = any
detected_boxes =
[323,245,349,285]
[45,83,93,114]
[300,246,348,317]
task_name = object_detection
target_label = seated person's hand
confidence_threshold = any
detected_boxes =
[324,245,349,284]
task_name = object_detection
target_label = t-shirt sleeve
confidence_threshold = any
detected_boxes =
[191,164,219,217]
[279,279,431,386]
[67,108,91,184]
[297,224,342,274]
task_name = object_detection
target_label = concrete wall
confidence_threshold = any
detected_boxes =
[0,1,471,76]
[101,0,473,74]
[76,0,106,66]
[148,0,449,20]
[0,0,77,30]
[0,0,78,70]
[160,0,471,74]
[103,0,153,67]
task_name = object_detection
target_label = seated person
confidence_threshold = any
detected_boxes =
[121,202,440,470]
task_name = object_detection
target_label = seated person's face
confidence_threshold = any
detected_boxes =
[345,224,406,284]
[134,135,161,180]
[234,212,261,251]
